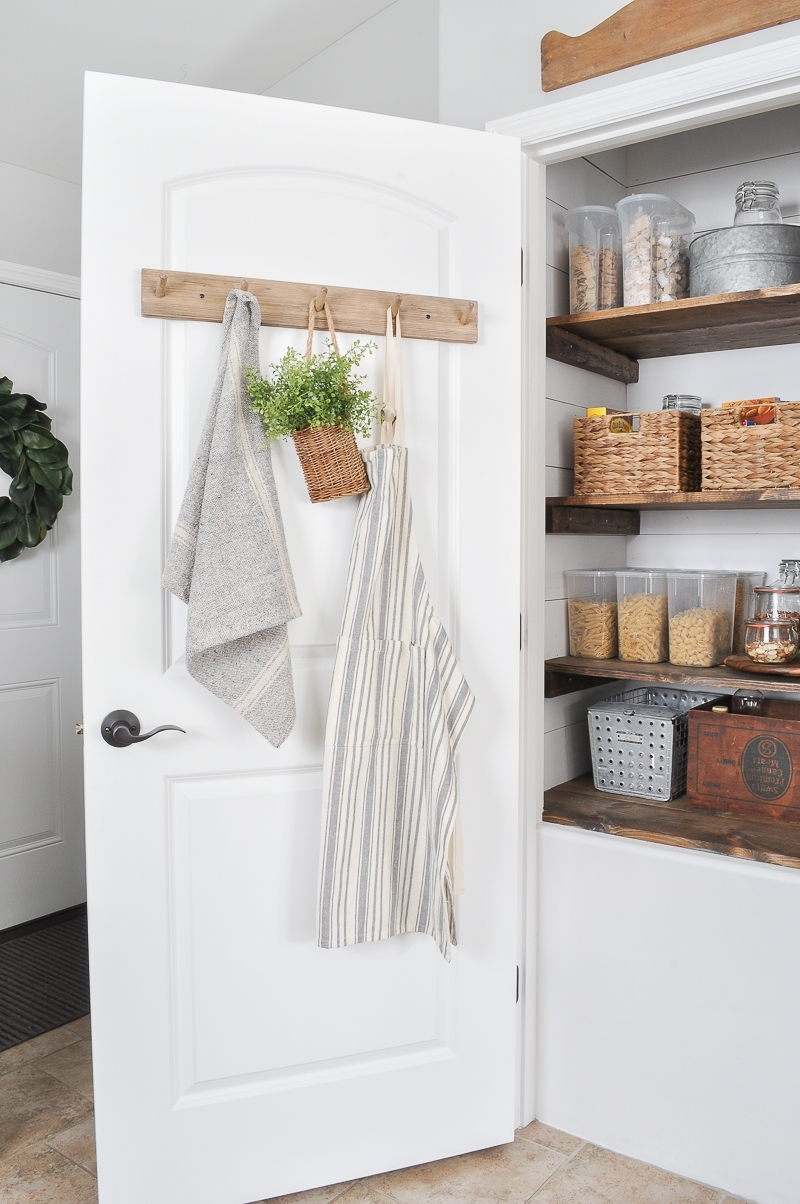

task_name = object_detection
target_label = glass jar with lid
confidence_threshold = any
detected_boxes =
[745,618,799,664]
[734,181,782,226]
[753,571,800,621]
[662,394,702,415]
[779,558,800,585]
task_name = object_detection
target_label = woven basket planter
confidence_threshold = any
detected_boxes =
[572,411,701,496]
[701,403,800,490]
[292,424,370,503]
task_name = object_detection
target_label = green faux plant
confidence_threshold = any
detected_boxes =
[246,340,378,440]
[0,377,72,563]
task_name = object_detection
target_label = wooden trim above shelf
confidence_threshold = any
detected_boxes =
[546,283,800,378]
[544,656,800,698]
[543,774,800,872]
[547,489,800,513]
[141,269,478,343]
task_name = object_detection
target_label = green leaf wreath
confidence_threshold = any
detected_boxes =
[0,377,72,563]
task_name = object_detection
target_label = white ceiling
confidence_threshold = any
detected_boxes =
[1,0,398,184]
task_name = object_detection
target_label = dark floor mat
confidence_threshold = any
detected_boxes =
[0,913,90,1051]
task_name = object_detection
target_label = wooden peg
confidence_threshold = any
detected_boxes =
[391,295,403,318]
[155,273,168,298]
[313,287,328,312]
[459,301,475,326]
[241,279,249,292]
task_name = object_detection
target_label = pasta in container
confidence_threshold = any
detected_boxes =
[566,570,618,659]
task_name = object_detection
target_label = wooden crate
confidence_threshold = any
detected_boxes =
[686,699,800,822]
[701,402,800,490]
[573,411,700,496]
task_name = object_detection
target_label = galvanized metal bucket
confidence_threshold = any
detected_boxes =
[690,224,800,296]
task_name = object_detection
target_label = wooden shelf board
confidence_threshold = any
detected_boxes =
[547,490,800,512]
[544,655,800,698]
[543,774,800,871]
[546,283,800,363]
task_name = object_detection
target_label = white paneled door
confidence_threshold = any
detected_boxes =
[81,73,521,1204]
[0,283,83,928]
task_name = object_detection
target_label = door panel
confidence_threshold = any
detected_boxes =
[82,74,520,1204]
[0,284,82,925]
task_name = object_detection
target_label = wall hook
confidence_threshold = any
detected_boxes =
[155,273,168,298]
[313,287,328,312]
[241,279,249,292]
[459,301,475,326]
[391,295,403,318]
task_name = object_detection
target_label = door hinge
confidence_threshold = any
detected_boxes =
[520,614,523,651]
[521,247,524,286]
[516,965,520,1003]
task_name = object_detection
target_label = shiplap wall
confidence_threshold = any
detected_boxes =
[544,153,628,789]
[543,106,800,791]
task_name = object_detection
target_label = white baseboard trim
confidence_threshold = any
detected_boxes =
[0,259,80,299]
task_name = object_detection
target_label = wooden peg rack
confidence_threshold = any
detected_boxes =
[141,270,478,343]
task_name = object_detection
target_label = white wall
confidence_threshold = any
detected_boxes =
[540,107,800,1204]
[539,825,800,1204]
[265,0,439,123]
[0,160,81,277]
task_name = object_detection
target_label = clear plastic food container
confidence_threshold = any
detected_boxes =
[616,193,695,306]
[566,570,618,659]
[745,618,799,664]
[732,570,767,654]
[616,571,668,663]
[667,571,737,667]
[563,206,622,313]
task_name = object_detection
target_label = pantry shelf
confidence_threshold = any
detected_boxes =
[546,281,800,381]
[547,489,800,527]
[543,774,800,871]
[544,655,800,698]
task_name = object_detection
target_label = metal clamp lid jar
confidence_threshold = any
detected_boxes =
[662,394,702,415]
[734,181,782,226]
[745,618,799,664]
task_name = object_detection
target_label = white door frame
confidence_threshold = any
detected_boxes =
[0,259,80,299]
[493,31,800,1127]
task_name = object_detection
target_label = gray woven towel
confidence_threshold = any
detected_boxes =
[163,290,301,746]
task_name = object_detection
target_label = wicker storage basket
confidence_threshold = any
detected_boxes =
[701,403,800,490]
[292,424,369,503]
[573,411,701,496]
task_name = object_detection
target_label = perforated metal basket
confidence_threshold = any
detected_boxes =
[587,688,725,800]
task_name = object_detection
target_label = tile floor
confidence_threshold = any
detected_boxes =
[0,1017,753,1204]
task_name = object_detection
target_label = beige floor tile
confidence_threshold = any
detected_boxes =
[0,1139,97,1203]
[64,1016,91,1041]
[531,1144,721,1204]
[370,1139,566,1204]
[339,1184,396,1203]
[36,1041,93,1102]
[46,1115,96,1177]
[262,1181,354,1204]
[515,1123,583,1157]
[0,1063,93,1163]
[0,1026,81,1077]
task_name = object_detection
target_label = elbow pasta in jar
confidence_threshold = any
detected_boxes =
[616,572,669,662]
[667,572,737,667]
[566,570,618,659]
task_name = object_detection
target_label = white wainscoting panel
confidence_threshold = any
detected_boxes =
[0,678,62,855]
